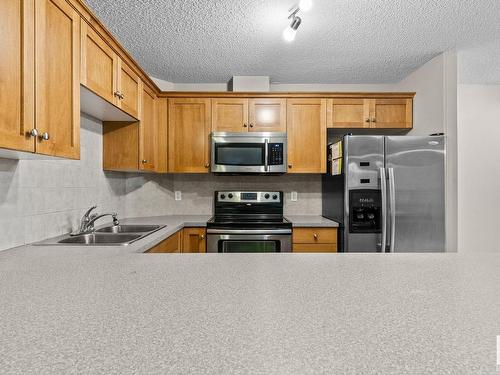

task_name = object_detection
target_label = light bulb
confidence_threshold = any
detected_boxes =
[283,26,297,42]
[299,0,312,12]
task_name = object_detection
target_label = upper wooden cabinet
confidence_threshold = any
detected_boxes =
[81,21,139,119]
[35,0,81,159]
[168,98,211,173]
[212,98,248,132]
[368,98,413,129]
[249,98,286,132]
[328,98,413,129]
[212,98,286,132]
[139,82,157,172]
[0,0,34,153]
[1,0,80,159]
[287,99,327,173]
[327,99,369,129]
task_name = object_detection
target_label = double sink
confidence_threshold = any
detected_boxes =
[35,225,166,246]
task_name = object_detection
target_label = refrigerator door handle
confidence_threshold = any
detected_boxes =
[388,167,396,253]
[379,167,387,253]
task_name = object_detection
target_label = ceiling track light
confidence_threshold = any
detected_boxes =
[282,0,312,42]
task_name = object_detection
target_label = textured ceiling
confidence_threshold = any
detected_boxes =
[84,0,500,84]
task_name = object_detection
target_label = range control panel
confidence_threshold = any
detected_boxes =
[216,191,281,203]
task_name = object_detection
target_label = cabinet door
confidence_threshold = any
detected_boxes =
[287,99,327,173]
[116,58,139,118]
[182,228,206,253]
[35,0,80,159]
[168,98,211,173]
[139,82,157,171]
[212,98,248,132]
[80,20,117,105]
[327,99,370,128]
[0,0,35,152]
[249,98,286,132]
[369,99,413,129]
[146,231,182,253]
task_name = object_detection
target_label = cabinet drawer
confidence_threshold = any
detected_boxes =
[292,243,337,253]
[145,231,182,253]
[293,228,337,244]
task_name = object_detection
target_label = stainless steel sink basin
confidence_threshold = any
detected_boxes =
[33,224,166,246]
[58,233,142,245]
[96,224,162,233]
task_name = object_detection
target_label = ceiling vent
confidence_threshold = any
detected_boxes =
[228,76,270,92]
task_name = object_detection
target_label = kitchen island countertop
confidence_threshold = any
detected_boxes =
[0,215,498,374]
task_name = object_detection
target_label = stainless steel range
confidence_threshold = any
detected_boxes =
[206,191,292,253]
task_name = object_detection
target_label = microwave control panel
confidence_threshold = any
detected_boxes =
[268,143,284,165]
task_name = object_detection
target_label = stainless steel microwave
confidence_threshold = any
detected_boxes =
[211,132,287,174]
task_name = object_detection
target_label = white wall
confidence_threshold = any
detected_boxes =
[457,85,500,252]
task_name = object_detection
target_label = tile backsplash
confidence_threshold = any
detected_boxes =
[0,115,322,251]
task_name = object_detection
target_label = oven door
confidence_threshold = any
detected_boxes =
[206,230,292,253]
[211,133,287,173]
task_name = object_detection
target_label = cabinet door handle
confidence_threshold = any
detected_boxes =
[28,129,38,138]
[371,118,376,123]
[141,159,148,164]
[39,132,50,141]
[365,118,370,123]
[205,163,210,168]
[200,235,205,240]
[313,233,318,240]
[243,123,248,128]
[114,91,124,99]
[249,123,254,128]
[288,164,292,169]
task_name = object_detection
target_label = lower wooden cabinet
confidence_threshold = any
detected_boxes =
[145,231,182,253]
[182,227,206,253]
[145,227,206,253]
[292,227,338,253]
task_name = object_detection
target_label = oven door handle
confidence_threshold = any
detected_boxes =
[264,138,269,172]
[206,228,292,235]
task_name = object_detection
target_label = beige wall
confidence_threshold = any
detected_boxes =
[457,85,500,252]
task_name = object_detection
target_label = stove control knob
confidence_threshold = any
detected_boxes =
[272,194,278,200]
[228,193,233,199]
[264,193,270,199]
[220,194,226,200]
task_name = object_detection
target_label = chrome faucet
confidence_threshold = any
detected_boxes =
[72,206,119,236]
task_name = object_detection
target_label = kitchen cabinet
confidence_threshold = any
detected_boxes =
[327,99,369,129]
[168,98,211,173]
[368,98,413,129]
[0,0,34,153]
[212,98,248,132]
[328,98,413,130]
[1,0,80,159]
[81,21,140,119]
[249,98,287,132]
[212,98,286,133]
[286,99,327,173]
[35,0,81,159]
[292,227,337,252]
[146,231,182,253]
[139,83,157,172]
[182,228,206,253]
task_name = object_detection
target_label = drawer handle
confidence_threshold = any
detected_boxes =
[313,233,318,240]
[200,235,205,240]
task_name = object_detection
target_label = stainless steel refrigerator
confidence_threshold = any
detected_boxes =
[322,135,445,253]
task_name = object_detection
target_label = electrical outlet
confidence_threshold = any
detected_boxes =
[175,191,182,201]
[291,191,298,201]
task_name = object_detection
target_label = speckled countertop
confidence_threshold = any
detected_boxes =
[0,216,499,374]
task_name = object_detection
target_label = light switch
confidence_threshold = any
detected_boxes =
[291,191,298,201]
[175,191,182,201]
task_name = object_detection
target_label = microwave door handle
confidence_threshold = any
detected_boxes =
[388,167,396,253]
[379,167,387,253]
[264,139,269,172]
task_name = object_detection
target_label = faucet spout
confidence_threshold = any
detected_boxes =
[72,206,119,236]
